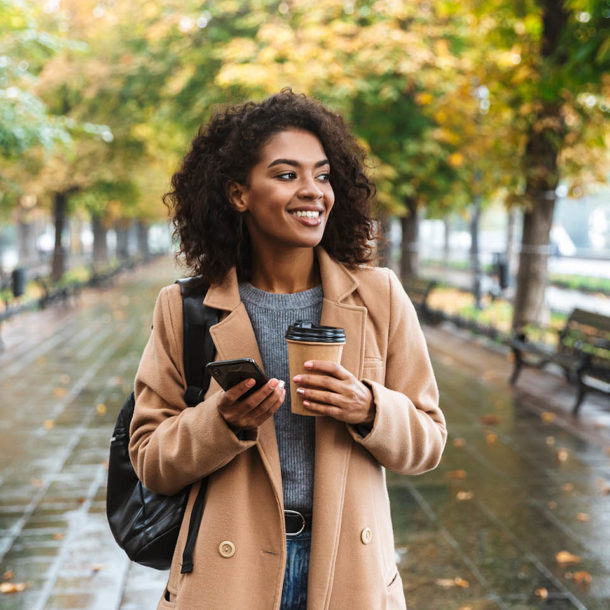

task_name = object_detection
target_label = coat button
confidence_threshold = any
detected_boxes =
[218,540,236,558]
[360,527,372,544]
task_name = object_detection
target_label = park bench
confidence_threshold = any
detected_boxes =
[404,277,438,323]
[510,308,610,414]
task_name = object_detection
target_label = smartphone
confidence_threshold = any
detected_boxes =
[205,358,268,397]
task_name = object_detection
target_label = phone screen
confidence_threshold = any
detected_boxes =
[206,358,268,396]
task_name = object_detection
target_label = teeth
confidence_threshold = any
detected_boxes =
[292,210,320,218]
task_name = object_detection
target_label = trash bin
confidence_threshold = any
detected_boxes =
[11,268,26,298]
[492,253,508,290]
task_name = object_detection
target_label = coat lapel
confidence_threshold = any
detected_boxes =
[204,273,283,509]
[308,249,368,608]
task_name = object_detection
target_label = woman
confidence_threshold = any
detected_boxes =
[130,90,446,609]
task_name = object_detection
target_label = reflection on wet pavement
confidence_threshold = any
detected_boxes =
[1,256,608,609]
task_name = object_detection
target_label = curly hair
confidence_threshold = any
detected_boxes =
[163,89,377,286]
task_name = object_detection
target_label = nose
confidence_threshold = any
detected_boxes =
[297,176,323,200]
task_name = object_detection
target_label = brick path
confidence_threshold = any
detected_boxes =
[0,256,608,609]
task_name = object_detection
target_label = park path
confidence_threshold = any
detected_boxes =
[0,255,609,609]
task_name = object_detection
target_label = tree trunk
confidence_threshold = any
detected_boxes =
[51,192,68,282]
[470,196,482,309]
[71,216,83,258]
[399,198,418,283]
[136,220,150,261]
[442,216,451,267]
[92,213,108,271]
[17,217,36,268]
[115,221,131,260]
[505,208,518,287]
[512,0,568,328]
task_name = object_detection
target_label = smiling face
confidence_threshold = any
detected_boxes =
[228,128,335,256]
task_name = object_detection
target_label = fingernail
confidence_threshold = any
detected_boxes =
[293,375,301,383]
[269,379,279,389]
[246,378,256,387]
[278,380,285,389]
[304,361,313,368]
[296,387,305,395]
[303,400,311,407]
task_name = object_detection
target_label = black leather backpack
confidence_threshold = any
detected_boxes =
[106,278,218,572]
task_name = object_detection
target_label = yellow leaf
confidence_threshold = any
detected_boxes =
[96,403,107,416]
[561,483,574,492]
[556,550,581,565]
[546,436,556,446]
[43,420,55,430]
[53,387,67,398]
[456,491,474,501]
[453,438,466,448]
[449,469,468,480]
[2,570,14,581]
[535,588,548,599]
[480,414,500,426]
[571,571,592,585]
[557,448,569,463]
[541,411,556,423]
[0,582,26,594]
[576,513,590,522]
[485,432,498,444]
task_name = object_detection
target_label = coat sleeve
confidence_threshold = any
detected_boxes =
[347,269,446,475]
[129,285,257,496]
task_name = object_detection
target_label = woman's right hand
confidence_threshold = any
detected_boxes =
[217,378,285,431]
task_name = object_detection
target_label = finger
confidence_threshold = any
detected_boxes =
[303,360,350,379]
[240,378,283,409]
[297,387,345,408]
[223,377,258,403]
[293,373,345,392]
[301,399,345,419]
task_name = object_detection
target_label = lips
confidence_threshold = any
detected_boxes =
[288,207,323,226]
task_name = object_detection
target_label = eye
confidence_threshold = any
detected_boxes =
[317,172,331,182]
[276,171,297,180]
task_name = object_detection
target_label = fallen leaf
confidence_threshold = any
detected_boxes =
[480,414,500,426]
[2,571,14,581]
[453,438,466,448]
[91,564,104,572]
[546,436,556,446]
[485,432,498,444]
[571,571,592,585]
[596,478,610,494]
[0,582,26,594]
[556,550,581,565]
[435,576,469,589]
[561,483,574,492]
[449,470,468,480]
[30,478,44,488]
[604,447,610,457]
[96,403,107,416]
[535,587,549,600]
[458,606,473,610]
[576,513,590,522]
[43,420,55,430]
[456,491,474,501]
[53,387,67,398]
[52,533,65,541]
[113,310,126,320]
[59,374,70,385]
[548,501,558,510]
[557,448,569,462]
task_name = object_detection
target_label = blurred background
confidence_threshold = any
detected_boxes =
[1,0,609,329]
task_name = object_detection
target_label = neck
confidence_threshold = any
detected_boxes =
[250,248,320,293]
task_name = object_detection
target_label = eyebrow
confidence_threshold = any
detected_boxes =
[267,158,330,169]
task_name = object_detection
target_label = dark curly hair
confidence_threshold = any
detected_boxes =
[163,89,377,286]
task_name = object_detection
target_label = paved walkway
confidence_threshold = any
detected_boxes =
[0,256,608,609]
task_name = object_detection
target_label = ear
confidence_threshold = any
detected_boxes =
[226,181,248,213]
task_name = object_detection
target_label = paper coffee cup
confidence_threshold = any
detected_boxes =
[286,321,346,416]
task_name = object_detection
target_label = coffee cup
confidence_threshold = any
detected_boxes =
[286,321,346,416]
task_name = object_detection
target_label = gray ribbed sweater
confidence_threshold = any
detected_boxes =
[238,281,323,513]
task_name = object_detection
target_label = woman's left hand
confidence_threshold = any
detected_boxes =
[293,360,375,426]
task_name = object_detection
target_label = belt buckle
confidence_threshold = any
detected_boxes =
[285,509,306,537]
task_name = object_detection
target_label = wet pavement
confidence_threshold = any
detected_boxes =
[1,256,609,609]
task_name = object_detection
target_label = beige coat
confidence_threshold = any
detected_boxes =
[130,248,446,609]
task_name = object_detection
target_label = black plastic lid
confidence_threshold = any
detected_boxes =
[286,321,346,343]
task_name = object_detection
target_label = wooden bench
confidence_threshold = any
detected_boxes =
[510,308,610,414]
[404,278,438,323]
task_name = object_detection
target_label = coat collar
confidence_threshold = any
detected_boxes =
[203,247,360,312]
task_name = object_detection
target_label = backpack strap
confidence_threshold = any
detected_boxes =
[176,277,219,573]
[177,278,218,406]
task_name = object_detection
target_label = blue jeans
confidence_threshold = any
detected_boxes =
[280,530,311,610]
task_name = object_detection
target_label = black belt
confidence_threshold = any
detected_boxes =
[284,510,312,537]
